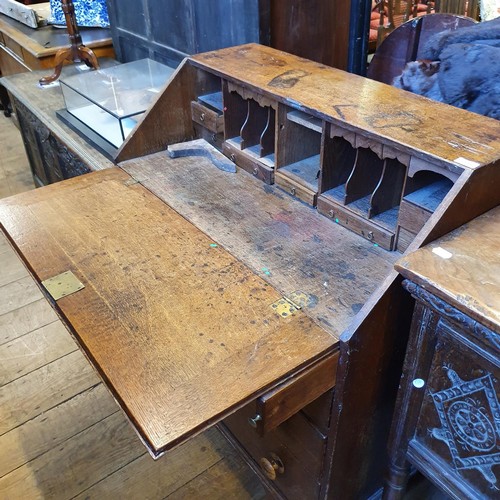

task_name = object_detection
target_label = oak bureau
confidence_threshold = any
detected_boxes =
[1,44,500,498]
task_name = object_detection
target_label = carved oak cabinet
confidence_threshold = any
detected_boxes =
[1,45,500,498]
[386,207,500,499]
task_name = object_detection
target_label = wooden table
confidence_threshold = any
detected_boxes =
[0,13,114,75]
[386,206,500,498]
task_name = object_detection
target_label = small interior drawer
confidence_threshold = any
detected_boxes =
[253,352,338,435]
[191,100,223,133]
[275,170,318,206]
[398,199,432,235]
[222,140,274,184]
[222,400,327,499]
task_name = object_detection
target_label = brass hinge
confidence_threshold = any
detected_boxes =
[271,296,300,318]
[270,291,316,318]
[41,271,85,300]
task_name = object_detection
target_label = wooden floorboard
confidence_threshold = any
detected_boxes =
[0,113,268,499]
[0,298,59,346]
[73,428,254,500]
[0,320,77,386]
[0,384,117,478]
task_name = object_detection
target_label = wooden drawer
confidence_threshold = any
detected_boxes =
[4,35,23,61]
[398,199,432,235]
[317,195,396,250]
[275,170,318,206]
[252,353,338,435]
[223,401,327,499]
[191,100,224,133]
[223,139,274,184]
[193,123,223,151]
[0,44,29,76]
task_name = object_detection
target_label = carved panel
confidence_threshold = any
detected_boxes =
[413,317,500,496]
[404,280,500,354]
[12,97,91,186]
[48,135,91,179]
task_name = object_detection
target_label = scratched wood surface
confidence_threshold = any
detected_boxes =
[121,152,399,337]
[0,227,266,500]
[189,44,500,170]
[396,204,500,333]
[0,167,337,456]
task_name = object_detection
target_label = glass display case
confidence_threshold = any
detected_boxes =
[58,59,173,152]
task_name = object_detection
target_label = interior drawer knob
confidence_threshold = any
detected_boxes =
[248,413,263,428]
[259,452,285,480]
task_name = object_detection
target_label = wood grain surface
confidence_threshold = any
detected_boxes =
[396,205,500,333]
[121,152,399,338]
[0,167,337,456]
[189,44,500,170]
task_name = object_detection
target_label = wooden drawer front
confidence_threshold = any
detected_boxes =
[396,226,416,253]
[0,45,29,76]
[191,101,224,133]
[193,123,223,152]
[275,171,318,206]
[223,140,274,184]
[317,195,395,250]
[4,35,23,61]
[410,316,500,498]
[398,199,432,235]
[255,352,338,435]
[223,402,326,499]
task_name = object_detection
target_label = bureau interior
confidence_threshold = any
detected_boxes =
[186,64,464,253]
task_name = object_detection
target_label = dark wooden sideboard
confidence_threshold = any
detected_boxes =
[387,206,500,499]
[0,13,114,76]
[1,66,115,186]
[1,44,500,498]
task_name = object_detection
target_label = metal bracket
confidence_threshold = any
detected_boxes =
[41,271,85,300]
[270,290,317,318]
[271,296,302,318]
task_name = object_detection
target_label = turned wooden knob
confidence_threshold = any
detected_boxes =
[259,452,284,480]
[248,414,262,428]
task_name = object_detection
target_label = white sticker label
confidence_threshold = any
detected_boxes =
[432,246,453,259]
[413,378,425,389]
[454,157,480,168]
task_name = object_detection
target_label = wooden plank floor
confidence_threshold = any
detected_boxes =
[0,113,267,499]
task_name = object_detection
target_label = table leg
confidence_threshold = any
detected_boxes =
[0,84,11,117]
